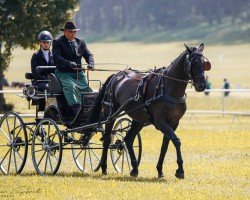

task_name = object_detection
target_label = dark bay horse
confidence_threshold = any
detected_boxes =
[88,43,211,178]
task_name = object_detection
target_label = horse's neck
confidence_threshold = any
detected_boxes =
[164,52,189,97]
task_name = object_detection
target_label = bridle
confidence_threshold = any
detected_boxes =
[149,51,210,84]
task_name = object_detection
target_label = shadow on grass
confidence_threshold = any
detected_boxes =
[1,171,168,183]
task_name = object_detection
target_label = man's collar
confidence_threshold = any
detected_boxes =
[41,48,49,53]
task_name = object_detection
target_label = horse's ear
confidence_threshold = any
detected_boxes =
[204,61,211,71]
[184,44,192,54]
[199,43,204,52]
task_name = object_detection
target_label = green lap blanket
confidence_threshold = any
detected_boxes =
[55,70,91,106]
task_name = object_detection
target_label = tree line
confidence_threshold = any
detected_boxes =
[0,0,79,112]
[76,0,250,35]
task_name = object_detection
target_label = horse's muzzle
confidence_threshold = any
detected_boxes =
[193,75,206,92]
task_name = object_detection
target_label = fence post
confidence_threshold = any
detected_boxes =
[222,91,225,116]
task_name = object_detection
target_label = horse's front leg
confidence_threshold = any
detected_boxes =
[158,123,184,179]
[124,120,144,177]
[100,120,115,175]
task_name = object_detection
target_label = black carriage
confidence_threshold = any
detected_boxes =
[0,66,142,175]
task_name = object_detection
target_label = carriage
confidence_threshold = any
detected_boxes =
[0,66,142,175]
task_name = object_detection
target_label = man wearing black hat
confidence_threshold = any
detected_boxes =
[52,21,94,119]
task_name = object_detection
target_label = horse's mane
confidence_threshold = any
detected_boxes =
[167,50,188,71]
[87,73,115,126]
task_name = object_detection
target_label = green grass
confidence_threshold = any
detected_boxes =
[0,118,249,199]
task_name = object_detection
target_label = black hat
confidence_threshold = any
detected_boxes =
[60,21,80,31]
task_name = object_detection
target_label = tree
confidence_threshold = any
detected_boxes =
[0,0,79,112]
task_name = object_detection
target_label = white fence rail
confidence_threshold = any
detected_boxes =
[0,89,250,118]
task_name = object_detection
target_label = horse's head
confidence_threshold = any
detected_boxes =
[184,43,211,92]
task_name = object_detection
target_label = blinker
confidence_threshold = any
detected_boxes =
[204,61,211,71]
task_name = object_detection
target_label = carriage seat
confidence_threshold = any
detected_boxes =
[47,73,63,94]
[25,72,34,80]
[36,66,56,77]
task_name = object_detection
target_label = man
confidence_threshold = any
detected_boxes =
[204,75,211,96]
[223,78,230,96]
[31,30,54,91]
[52,21,94,118]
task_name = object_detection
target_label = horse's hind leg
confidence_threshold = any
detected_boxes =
[100,120,115,175]
[124,120,144,177]
[156,135,170,178]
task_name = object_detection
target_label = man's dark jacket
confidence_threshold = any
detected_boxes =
[31,49,54,81]
[52,35,94,72]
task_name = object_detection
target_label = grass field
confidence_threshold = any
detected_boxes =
[0,42,249,199]
[0,116,249,199]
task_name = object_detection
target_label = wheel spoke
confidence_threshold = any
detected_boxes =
[0,144,9,147]
[13,149,18,172]
[83,149,87,171]
[48,149,59,162]
[37,151,46,167]
[33,149,44,153]
[121,152,124,173]
[75,149,83,159]
[48,153,53,173]
[48,122,51,136]
[0,148,11,166]
[88,147,93,171]
[125,148,131,172]
[49,144,60,149]
[44,152,49,174]
[5,117,11,140]
[15,150,24,161]
[49,133,57,141]
[14,127,23,138]
[7,147,13,174]
[114,154,122,165]
[13,116,17,137]
[0,128,11,141]
[90,149,101,161]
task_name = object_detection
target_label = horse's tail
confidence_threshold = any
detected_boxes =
[88,74,115,125]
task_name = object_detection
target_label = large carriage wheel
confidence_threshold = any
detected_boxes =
[110,118,142,174]
[0,112,28,175]
[31,118,62,175]
[71,128,103,173]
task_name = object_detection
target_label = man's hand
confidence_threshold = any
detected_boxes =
[70,62,77,69]
[87,62,94,70]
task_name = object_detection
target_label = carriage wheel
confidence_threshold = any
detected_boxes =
[0,112,28,175]
[110,118,142,174]
[31,118,62,175]
[71,128,103,173]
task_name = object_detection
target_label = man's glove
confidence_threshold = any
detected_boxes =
[69,62,77,69]
[87,62,94,70]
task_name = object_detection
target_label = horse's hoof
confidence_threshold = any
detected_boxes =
[130,170,138,177]
[102,171,107,176]
[175,172,184,179]
[158,173,164,179]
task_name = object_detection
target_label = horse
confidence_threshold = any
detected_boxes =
[88,43,211,178]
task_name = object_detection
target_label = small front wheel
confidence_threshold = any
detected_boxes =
[110,118,142,174]
[71,129,103,173]
[31,118,62,175]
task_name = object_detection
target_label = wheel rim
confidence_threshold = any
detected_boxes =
[71,130,103,173]
[110,118,142,173]
[0,112,28,175]
[32,119,62,175]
